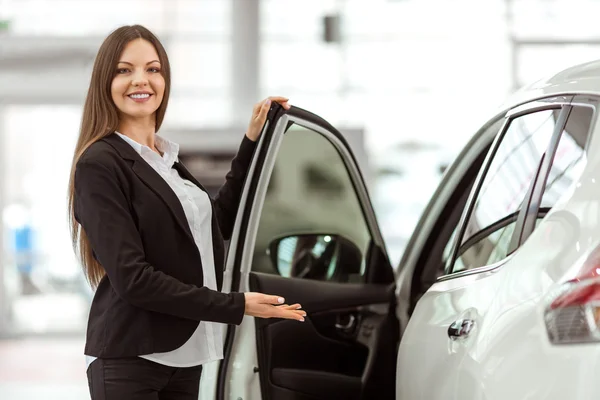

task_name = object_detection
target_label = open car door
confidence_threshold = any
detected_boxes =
[209,103,399,400]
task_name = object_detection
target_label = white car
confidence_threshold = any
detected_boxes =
[200,59,600,400]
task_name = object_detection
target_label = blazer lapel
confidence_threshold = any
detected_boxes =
[103,134,195,244]
[174,160,226,278]
[173,160,221,236]
[173,161,207,193]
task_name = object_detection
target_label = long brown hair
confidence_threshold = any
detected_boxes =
[68,25,171,288]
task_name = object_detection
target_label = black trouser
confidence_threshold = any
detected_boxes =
[86,357,202,400]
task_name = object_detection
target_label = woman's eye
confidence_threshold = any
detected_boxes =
[149,67,161,73]
[116,68,129,74]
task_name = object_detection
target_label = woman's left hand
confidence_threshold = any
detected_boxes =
[245,96,291,142]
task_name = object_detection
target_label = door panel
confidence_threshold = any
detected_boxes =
[220,103,398,400]
[249,273,393,313]
[250,272,397,400]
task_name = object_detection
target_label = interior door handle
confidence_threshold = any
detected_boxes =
[335,314,356,331]
[448,318,475,340]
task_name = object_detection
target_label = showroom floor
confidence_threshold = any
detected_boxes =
[0,337,88,400]
[0,290,90,400]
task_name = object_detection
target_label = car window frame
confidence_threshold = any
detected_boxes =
[399,113,503,315]
[245,111,392,285]
[455,210,520,259]
[440,95,574,281]
[519,95,599,244]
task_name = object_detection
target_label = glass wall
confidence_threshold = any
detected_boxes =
[3,106,86,335]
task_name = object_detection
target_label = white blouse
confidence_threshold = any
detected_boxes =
[86,132,224,369]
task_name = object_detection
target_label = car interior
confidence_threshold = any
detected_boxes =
[241,115,399,400]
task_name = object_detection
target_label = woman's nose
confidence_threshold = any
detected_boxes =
[131,71,149,87]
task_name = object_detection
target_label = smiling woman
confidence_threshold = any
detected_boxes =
[65,24,299,400]
[111,39,165,139]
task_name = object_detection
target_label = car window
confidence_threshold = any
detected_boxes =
[432,119,504,279]
[251,124,371,283]
[538,106,594,211]
[452,109,560,273]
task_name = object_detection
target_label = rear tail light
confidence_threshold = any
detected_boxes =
[545,247,600,344]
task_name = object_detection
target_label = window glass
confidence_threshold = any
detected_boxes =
[252,125,371,283]
[453,109,560,272]
[540,106,593,210]
[434,119,503,277]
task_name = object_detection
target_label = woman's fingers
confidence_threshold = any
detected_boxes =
[261,294,285,305]
[255,99,271,122]
[249,96,291,130]
[278,303,302,310]
[266,96,291,109]
[275,307,306,322]
[262,302,306,321]
[244,292,305,321]
[252,102,262,116]
[267,95,289,103]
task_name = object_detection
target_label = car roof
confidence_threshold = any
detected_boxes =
[501,59,600,110]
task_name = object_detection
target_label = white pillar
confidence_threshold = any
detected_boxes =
[231,0,260,126]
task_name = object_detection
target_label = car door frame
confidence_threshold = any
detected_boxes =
[214,103,395,400]
[442,95,573,279]
[393,110,505,328]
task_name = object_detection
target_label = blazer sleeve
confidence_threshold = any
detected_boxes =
[213,135,257,239]
[74,159,245,325]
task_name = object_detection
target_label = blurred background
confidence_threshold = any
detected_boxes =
[0,0,599,398]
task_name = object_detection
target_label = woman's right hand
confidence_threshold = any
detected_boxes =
[244,292,306,322]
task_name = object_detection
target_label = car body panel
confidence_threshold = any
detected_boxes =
[501,60,600,113]
[398,157,600,398]
[397,61,600,399]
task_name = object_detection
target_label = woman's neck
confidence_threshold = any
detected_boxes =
[117,117,156,148]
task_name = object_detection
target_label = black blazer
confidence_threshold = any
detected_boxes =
[74,133,256,358]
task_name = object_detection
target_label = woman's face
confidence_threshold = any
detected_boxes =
[111,38,165,123]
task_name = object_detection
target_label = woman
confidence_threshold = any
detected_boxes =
[67,25,306,399]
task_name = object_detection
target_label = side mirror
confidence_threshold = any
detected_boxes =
[268,234,362,281]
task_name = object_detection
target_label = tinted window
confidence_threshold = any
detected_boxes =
[252,124,371,283]
[452,109,560,272]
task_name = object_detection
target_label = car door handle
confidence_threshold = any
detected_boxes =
[448,318,476,340]
[335,314,356,331]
